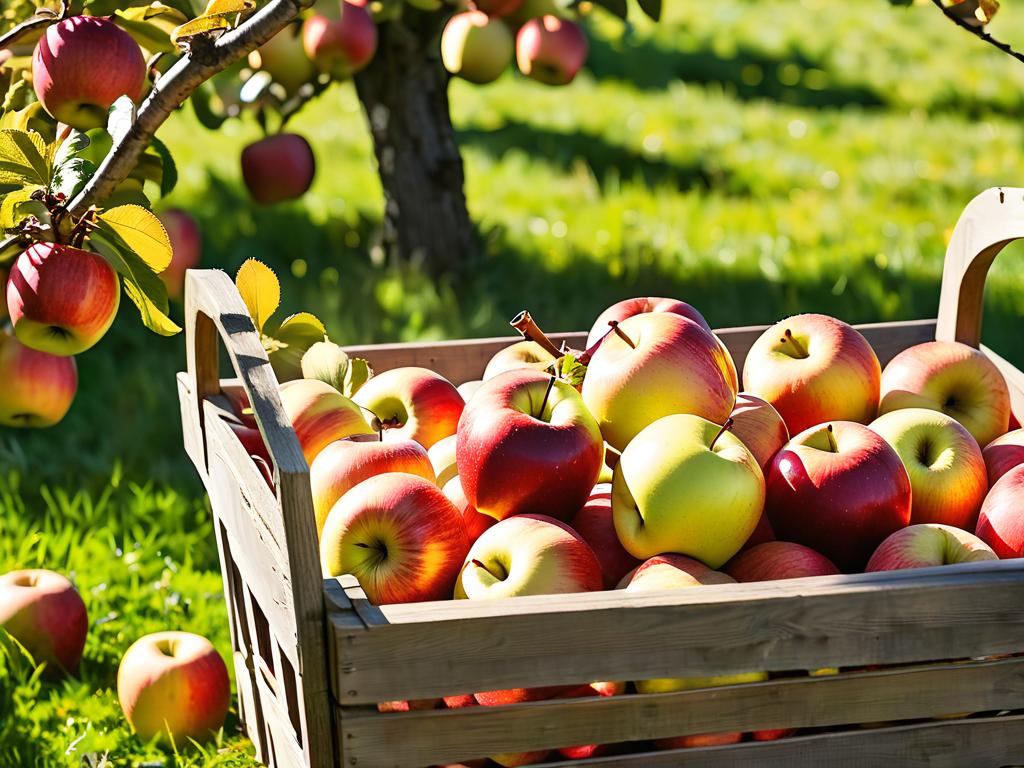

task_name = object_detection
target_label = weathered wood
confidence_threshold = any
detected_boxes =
[983,344,1024,425]
[338,656,1024,768]
[177,372,206,479]
[329,560,1024,704]
[257,668,310,768]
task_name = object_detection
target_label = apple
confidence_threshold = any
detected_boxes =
[727,393,790,471]
[581,312,737,452]
[556,681,626,760]
[457,379,483,402]
[491,749,552,767]
[878,340,1010,448]
[612,414,764,567]
[725,541,839,582]
[117,631,230,745]
[310,434,434,535]
[157,209,202,301]
[377,698,443,712]
[428,433,460,488]
[302,1,377,78]
[0,330,77,428]
[278,379,372,464]
[473,0,524,17]
[456,514,603,600]
[869,408,988,529]
[442,12,514,85]
[7,242,120,357]
[482,340,556,381]
[621,554,736,589]
[866,524,997,572]
[975,464,1024,558]
[32,16,146,130]
[983,428,1024,486]
[569,483,640,588]
[442,476,497,543]
[0,569,87,675]
[764,421,912,572]
[585,296,710,349]
[353,366,465,450]
[656,732,745,750]
[320,473,471,604]
[505,0,558,26]
[742,314,881,436]
[227,420,272,466]
[515,16,587,86]
[248,21,316,97]
[241,133,316,205]
[457,370,604,521]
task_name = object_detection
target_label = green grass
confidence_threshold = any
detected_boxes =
[4,0,1024,763]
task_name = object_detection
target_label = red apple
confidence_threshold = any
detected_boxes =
[0,330,77,428]
[473,0,524,17]
[157,209,201,301]
[976,464,1024,558]
[7,242,120,356]
[353,366,465,450]
[866,524,997,572]
[983,428,1024,486]
[278,379,372,464]
[729,393,790,471]
[725,541,839,582]
[482,340,556,381]
[585,296,710,349]
[0,569,87,675]
[457,370,603,521]
[878,340,1010,448]
[656,731,744,750]
[621,554,736,589]
[442,11,514,85]
[118,631,230,744]
[569,483,640,588]
[320,473,471,604]
[377,698,444,712]
[33,16,146,130]
[227,420,272,467]
[742,314,881,436]
[764,422,912,572]
[241,133,316,205]
[515,16,587,86]
[302,1,377,78]
[442,476,497,543]
[310,434,434,535]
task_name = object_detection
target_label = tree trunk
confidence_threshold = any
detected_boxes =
[354,12,476,275]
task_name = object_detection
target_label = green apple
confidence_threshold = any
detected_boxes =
[442,11,514,85]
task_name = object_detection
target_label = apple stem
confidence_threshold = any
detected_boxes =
[471,559,487,570]
[354,542,370,549]
[608,320,636,349]
[826,423,838,452]
[580,325,618,364]
[709,417,735,451]
[780,329,808,358]
[356,404,386,441]
[538,374,556,417]
[510,310,562,358]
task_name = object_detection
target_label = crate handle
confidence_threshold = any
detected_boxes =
[184,268,308,478]
[936,187,1024,348]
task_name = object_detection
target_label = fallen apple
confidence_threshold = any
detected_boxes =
[0,569,88,676]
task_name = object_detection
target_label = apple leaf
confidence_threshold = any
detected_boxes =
[267,312,328,383]
[0,129,51,188]
[235,258,280,334]
[0,103,43,133]
[98,204,173,274]
[589,0,628,20]
[107,97,137,145]
[148,137,178,198]
[557,354,587,388]
[299,339,372,396]
[0,187,42,231]
[637,0,661,22]
[0,235,24,264]
[50,131,96,199]
[344,358,373,398]
[170,0,256,46]
[113,13,179,54]
[189,81,230,129]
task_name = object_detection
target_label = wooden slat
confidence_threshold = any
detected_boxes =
[984,344,1024,425]
[329,560,1024,704]
[177,372,206,479]
[257,668,309,768]
[338,656,1024,768]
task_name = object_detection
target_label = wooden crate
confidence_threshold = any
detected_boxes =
[178,188,1024,768]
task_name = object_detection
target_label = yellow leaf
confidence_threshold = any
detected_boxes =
[0,103,43,133]
[98,205,173,273]
[203,0,256,13]
[236,259,280,333]
[171,14,232,44]
[124,279,182,336]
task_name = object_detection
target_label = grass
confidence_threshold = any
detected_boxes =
[4,0,1024,763]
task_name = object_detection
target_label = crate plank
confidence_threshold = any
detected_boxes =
[329,560,1024,704]
[257,669,309,768]
[338,656,1024,767]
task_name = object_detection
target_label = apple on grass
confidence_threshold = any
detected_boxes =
[320,473,471,604]
[581,312,738,452]
[457,370,604,521]
[442,12,514,85]
[32,16,146,130]
[241,133,316,206]
[586,297,711,349]
[975,464,1024,558]
[303,0,377,78]
[118,631,230,745]
[878,340,1010,448]
[869,408,988,529]
[310,435,434,536]
[0,330,77,428]
[353,366,465,450]
[983,428,1024,487]
[765,421,912,572]
[515,16,588,86]
[725,541,839,582]
[482,340,556,381]
[612,414,764,567]
[7,242,120,357]
[278,379,372,464]
[569,483,640,588]
[248,21,316,97]
[742,314,881,436]
[0,569,87,676]
[866,524,996,572]
[729,393,789,471]
[157,209,202,301]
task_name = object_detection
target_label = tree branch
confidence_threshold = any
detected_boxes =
[930,0,1024,66]
[66,0,311,218]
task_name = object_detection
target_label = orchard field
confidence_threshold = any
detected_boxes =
[5,0,1024,764]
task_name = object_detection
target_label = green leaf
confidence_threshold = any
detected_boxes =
[0,129,50,187]
[343,358,372,398]
[235,259,280,333]
[113,12,178,54]
[107,96,137,145]
[590,0,628,20]
[51,131,96,199]
[557,354,587,388]
[0,187,41,230]
[636,0,661,21]
[0,235,24,264]
[98,204,173,273]
[189,82,229,130]
[148,136,178,198]
[0,103,43,133]
[267,312,327,382]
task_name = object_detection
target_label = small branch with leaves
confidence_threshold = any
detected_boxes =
[928,0,1024,66]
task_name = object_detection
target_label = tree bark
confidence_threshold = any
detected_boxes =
[354,12,476,275]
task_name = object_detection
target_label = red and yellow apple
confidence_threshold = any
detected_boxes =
[158,209,202,300]
[0,330,77,428]
[585,297,710,349]
[428,433,460,488]
[241,133,316,205]
[515,16,587,86]
[725,541,839,582]
[569,483,640,588]
[0,569,88,675]
[278,379,372,464]
[353,366,464,450]
[302,0,377,78]
[482,340,556,381]
[442,11,514,85]
[248,21,316,97]
[866,524,997,572]
[621,554,736,590]
[442,476,497,543]
[983,428,1024,487]
[728,392,790,471]
[976,464,1024,559]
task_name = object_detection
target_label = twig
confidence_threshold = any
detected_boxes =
[66,0,312,217]
[0,1,68,51]
[930,0,1024,66]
